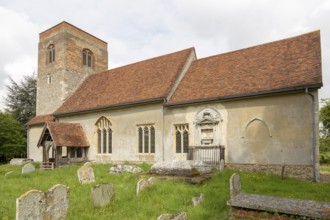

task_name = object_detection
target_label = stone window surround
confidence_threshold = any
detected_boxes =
[137,124,155,154]
[95,116,112,155]
[174,123,189,154]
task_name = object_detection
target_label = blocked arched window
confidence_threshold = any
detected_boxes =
[95,116,113,154]
[48,44,55,63]
[83,49,93,67]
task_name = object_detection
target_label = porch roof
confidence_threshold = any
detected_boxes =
[38,122,89,147]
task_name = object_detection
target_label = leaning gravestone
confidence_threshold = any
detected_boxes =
[22,163,35,174]
[157,212,188,220]
[230,173,241,198]
[136,177,157,195]
[16,184,69,220]
[91,183,115,208]
[77,162,95,184]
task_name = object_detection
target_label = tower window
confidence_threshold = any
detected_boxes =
[48,44,55,63]
[83,49,93,67]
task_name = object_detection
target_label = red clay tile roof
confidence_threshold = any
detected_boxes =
[45,122,89,147]
[167,31,322,106]
[54,48,195,115]
[26,114,55,126]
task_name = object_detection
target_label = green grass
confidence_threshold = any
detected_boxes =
[321,164,330,172]
[1,164,330,220]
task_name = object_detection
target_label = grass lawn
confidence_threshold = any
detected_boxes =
[321,164,330,172]
[1,163,330,220]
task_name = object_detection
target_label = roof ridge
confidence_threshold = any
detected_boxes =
[194,30,320,63]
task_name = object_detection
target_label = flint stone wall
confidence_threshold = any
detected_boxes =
[226,163,313,180]
[16,184,69,220]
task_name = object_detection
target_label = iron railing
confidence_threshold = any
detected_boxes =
[187,145,225,165]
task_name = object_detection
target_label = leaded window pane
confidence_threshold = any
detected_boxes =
[138,127,143,153]
[97,129,101,154]
[108,129,112,154]
[83,51,87,65]
[176,131,181,153]
[144,127,149,153]
[183,130,189,153]
[88,53,92,67]
[150,126,155,153]
[103,129,107,153]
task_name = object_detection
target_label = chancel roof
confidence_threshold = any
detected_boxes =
[167,31,322,106]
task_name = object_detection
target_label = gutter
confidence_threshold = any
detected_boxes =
[166,84,322,108]
[305,88,317,182]
[53,98,165,117]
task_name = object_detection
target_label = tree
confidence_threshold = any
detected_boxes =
[320,99,330,163]
[5,73,37,125]
[0,112,26,163]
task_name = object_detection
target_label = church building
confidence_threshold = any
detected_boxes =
[26,21,322,181]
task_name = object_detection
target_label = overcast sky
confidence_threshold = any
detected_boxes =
[0,0,329,110]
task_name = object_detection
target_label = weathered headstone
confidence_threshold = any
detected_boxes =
[219,159,225,171]
[91,183,115,208]
[10,158,33,166]
[5,171,16,177]
[192,193,204,206]
[157,212,188,220]
[16,184,69,220]
[21,163,35,174]
[109,164,144,174]
[136,177,157,195]
[77,162,95,184]
[149,160,212,177]
[230,173,240,198]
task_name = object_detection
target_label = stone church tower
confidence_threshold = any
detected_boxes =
[36,22,108,115]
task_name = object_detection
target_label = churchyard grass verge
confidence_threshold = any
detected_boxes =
[1,164,330,219]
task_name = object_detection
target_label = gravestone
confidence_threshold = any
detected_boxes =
[157,212,188,220]
[16,184,69,220]
[22,163,35,174]
[77,162,95,184]
[91,183,115,208]
[230,173,241,198]
[109,164,144,174]
[5,171,16,177]
[192,193,204,206]
[219,159,225,171]
[136,177,157,195]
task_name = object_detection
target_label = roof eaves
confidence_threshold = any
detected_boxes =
[54,97,166,117]
[165,84,322,108]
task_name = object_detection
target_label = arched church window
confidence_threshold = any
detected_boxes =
[174,124,189,154]
[137,124,155,154]
[48,44,55,63]
[83,49,93,67]
[95,116,113,154]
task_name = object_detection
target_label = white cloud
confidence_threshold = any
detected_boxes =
[0,0,329,110]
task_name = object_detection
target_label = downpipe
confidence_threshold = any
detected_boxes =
[305,88,317,182]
